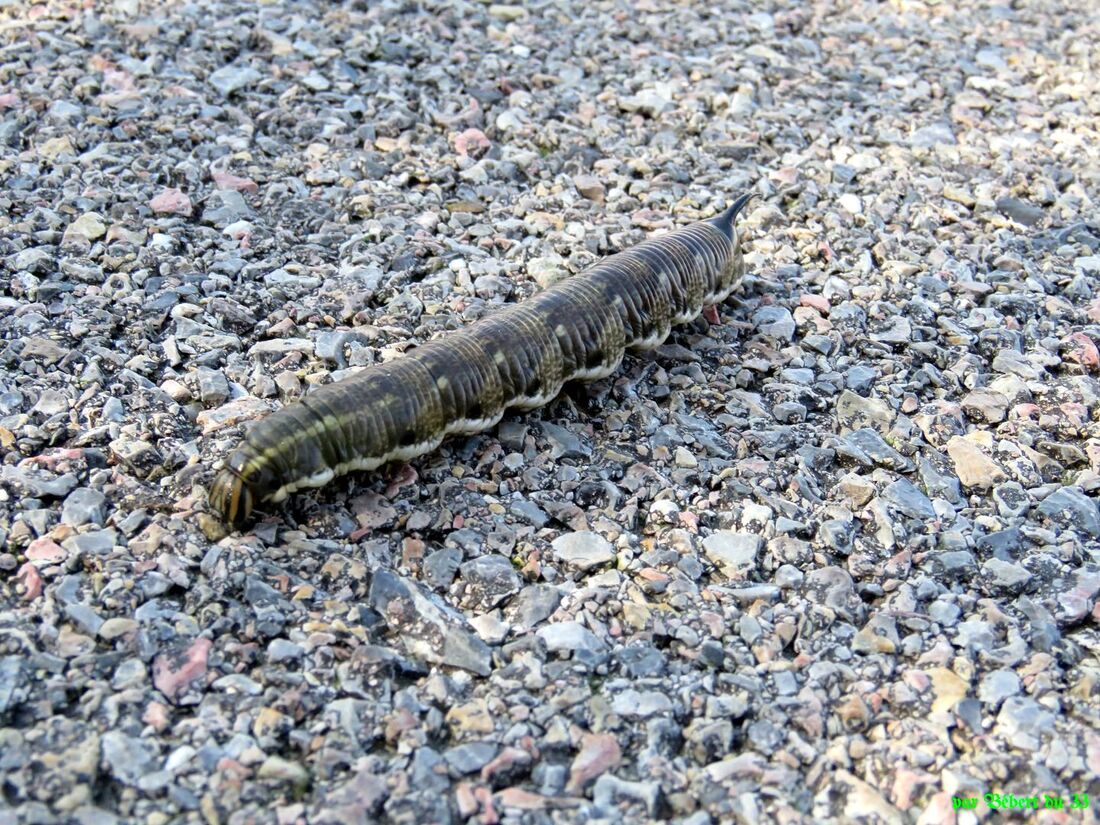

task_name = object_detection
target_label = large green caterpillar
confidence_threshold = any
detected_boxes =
[209,193,755,526]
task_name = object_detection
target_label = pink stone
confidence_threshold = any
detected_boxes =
[677,510,699,532]
[917,793,956,825]
[475,786,498,825]
[164,85,202,99]
[700,611,724,637]
[790,688,825,738]
[385,464,418,499]
[150,187,192,216]
[891,768,927,810]
[212,170,259,193]
[565,732,620,793]
[26,538,66,564]
[799,293,830,314]
[455,782,479,818]
[770,166,799,186]
[495,788,552,809]
[26,448,85,470]
[276,804,305,825]
[631,209,672,231]
[902,669,930,692]
[1063,332,1099,370]
[17,563,42,601]
[1057,570,1100,623]
[1011,403,1040,420]
[480,747,530,783]
[1059,401,1088,427]
[0,93,20,108]
[224,221,252,249]
[103,68,134,91]
[350,491,397,532]
[452,128,490,157]
[153,637,212,701]
[143,701,171,731]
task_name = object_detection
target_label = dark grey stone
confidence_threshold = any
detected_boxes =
[369,570,492,676]
[995,196,1045,226]
[508,584,562,630]
[61,487,107,527]
[881,478,935,519]
[1036,486,1099,537]
[459,554,521,610]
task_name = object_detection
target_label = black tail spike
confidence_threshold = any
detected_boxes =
[709,191,758,238]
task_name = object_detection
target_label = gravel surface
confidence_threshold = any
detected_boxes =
[2,0,1100,822]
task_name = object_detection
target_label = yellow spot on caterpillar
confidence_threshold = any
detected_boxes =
[228,477,242,522]
[437,376,449,390]
[493,351,507,365]
[555,324,567,337]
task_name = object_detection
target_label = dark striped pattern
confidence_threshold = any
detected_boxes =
[209,194,755,525]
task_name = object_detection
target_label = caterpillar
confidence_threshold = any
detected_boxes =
[209,192,755,526]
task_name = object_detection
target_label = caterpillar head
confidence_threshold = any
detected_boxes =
[209,450,276,526]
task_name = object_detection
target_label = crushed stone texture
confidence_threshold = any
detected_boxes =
[1,0,1099,823]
